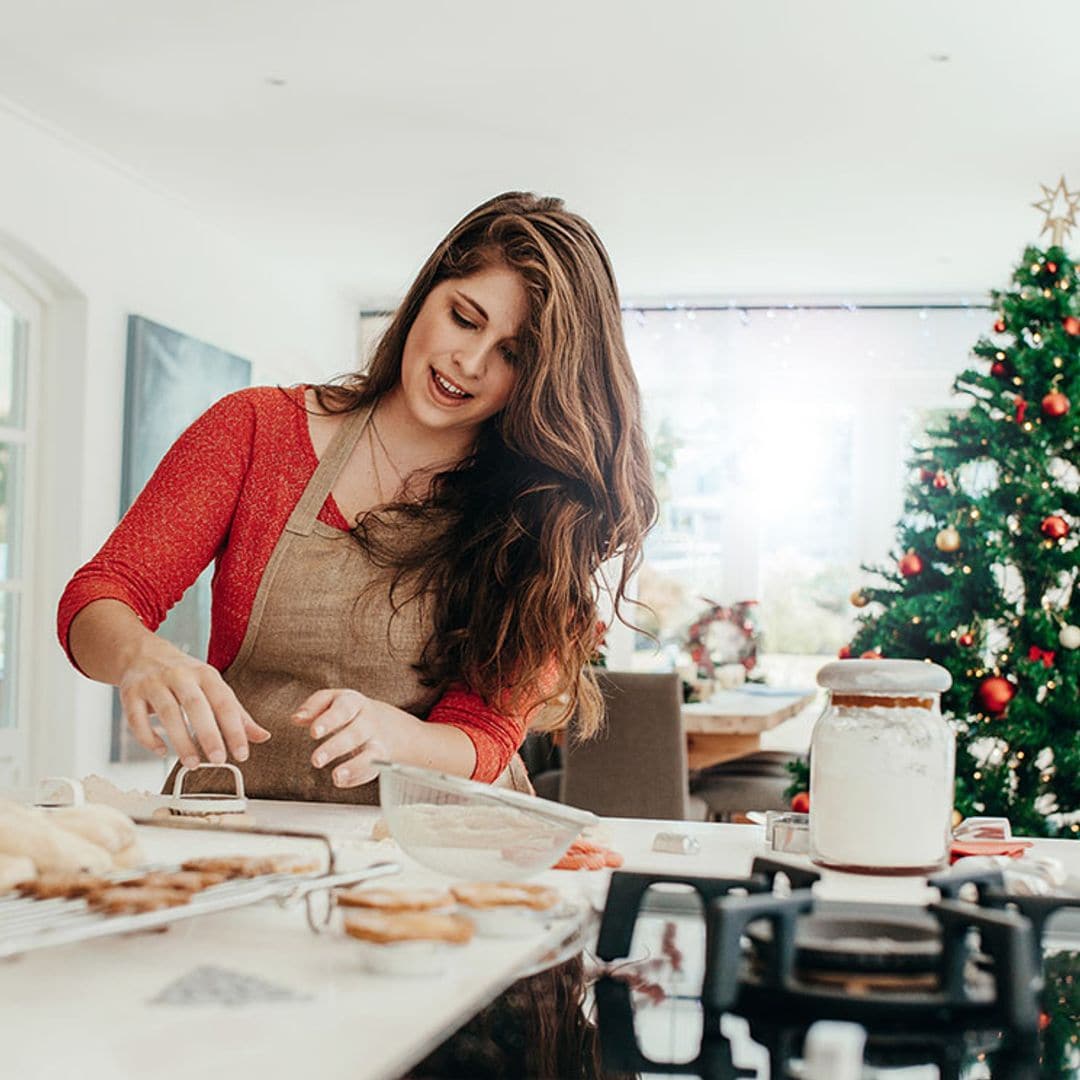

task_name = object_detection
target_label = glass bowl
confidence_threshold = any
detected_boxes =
[376,762,597,880]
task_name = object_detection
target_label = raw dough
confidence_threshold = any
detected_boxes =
[0,853,35,893]
[50,804,137,854]
[0,807,112,874]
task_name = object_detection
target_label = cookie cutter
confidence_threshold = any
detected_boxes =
[167,762,248,817]
[765,811,810,855]
[651,831,701,855]
[34,776,86,808]
[953,816,1012,841]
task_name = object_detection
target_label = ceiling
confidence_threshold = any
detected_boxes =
[2,0,1079,306]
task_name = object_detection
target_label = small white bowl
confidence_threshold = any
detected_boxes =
[343,910,473,975]
[350,939,459,976]
[464,905,551,938]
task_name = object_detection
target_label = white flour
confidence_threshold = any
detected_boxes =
[810,706,953,870]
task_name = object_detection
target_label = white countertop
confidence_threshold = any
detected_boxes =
[1,801,598,1080]
[3,799,1077,1080]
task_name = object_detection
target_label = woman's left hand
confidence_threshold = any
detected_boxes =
[291,689,391,787]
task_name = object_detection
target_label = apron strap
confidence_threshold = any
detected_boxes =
[284,401,376,536]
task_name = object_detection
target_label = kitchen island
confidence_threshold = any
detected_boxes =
[2,799,1078,1079]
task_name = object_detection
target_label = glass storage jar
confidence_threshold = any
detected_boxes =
[810,659,954,875]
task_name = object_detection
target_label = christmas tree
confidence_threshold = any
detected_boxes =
[842,179,1080,838]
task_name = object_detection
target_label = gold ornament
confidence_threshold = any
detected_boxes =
[1031,175,1080,246]
[935,526,961,553]
[951,809,963,829]
[850,590,869,609]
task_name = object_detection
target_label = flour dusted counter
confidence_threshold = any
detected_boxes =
[0,800,598,1080]
[7,797,1077,1080]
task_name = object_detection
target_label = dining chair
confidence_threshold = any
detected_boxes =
[689,749,803,821]
[559,669,693,820]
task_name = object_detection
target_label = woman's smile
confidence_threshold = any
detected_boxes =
[429,367,473,403]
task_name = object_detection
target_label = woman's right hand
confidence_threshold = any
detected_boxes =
[118,639,271,767]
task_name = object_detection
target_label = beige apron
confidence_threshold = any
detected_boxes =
[166,402,532,802]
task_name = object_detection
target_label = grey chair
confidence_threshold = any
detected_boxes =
[690,749,804,821]
[559,670,691,820]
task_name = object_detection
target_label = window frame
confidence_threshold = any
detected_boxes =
[0,264,40,784]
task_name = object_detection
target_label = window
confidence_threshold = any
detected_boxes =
[624,304,987,668]
[0,267,38,784]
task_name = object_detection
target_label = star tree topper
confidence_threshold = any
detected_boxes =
[1031,175,1080,246]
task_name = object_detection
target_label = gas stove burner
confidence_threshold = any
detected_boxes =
[747,909,941,974]
[595,856,1080,1039]
[792,966,941,995]
[595,857,1079,1080]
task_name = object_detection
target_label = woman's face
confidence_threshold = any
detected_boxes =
[399,262,527,436]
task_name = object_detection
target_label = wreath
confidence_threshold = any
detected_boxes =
[685,599,760,678]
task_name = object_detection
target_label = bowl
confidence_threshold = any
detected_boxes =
[376,762,597,880]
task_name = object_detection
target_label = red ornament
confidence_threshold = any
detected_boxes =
[1027,645,1056,668]
[990,360,1009,379]
[1041,391,1070,417]
[993,318,1006,333]
[1063,316,1080,336]
[860,649,883,659]
[958,631,975,647]
[977,676,1015,715]
[790,791,810,814]
[837,644,852,659]
[1015,396,1028,424]
[1047,262,1059,274]
[899,551,924,578]
[1040,515,1069,540]
[932,471,949,490]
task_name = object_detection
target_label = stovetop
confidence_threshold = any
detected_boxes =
[403,856,1080,1080]
[592,857,1080,1079]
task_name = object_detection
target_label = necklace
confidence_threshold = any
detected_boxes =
[369,413,409,501]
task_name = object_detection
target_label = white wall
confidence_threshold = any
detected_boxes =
[0,100,359,786]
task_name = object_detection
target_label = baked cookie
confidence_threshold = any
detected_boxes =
[179,855,271,878]
[122,870,227,892]
[335,886,454,912]
[343,911,474,945]
[259,854,321,876]
[451,882,560,911]
[180,853,319,879]
[16,871,113,900]
[88,886,191,915]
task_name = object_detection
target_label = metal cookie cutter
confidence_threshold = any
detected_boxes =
[766,811,809,855]
[167,762,248,817]
[651,831,702,855]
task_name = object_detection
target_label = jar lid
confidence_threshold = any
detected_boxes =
[817,658,952,694]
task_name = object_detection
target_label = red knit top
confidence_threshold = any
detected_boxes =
[56,385,526,782]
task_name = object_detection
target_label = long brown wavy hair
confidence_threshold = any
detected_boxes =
[313,192,657,737]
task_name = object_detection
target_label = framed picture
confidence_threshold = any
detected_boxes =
[112,316,251,761]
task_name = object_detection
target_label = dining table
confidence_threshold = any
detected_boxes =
[681,685,818,769]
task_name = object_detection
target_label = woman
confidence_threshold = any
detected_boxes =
[57,191,657,802]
